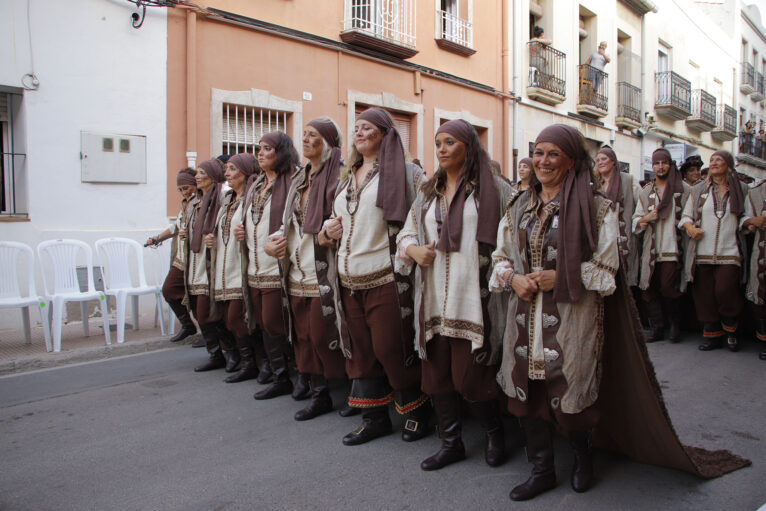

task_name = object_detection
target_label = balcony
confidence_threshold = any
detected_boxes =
[576,64,608,117]
[434,9,475,56]
[527,42,566,105]
[685,89,716,132]
[654,71,691,120]
[753,72,765,102]
[738,132,766,165]
[341,0,418,59]
[711,104,737,142]
[616,82,642,130]
[741,62,755,95]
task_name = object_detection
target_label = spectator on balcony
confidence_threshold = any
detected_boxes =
[680,155,704,186]
[585,42,610,93]
[681,151,748,353]
[633,149,690,343]
[529,26,551,87]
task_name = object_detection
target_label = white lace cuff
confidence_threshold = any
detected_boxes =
[395,236,418,275]
[631,216,644,234]
[580,260,616,296]
[489,260,513,292]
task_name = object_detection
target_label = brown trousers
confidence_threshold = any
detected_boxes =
[161,266,185,301]
[692,264,743,324]
[421,335,499,402]
[642,261,682,301]
[289,295,346,379]
[508,379,600,432]
[189,294,214,326]
[249,287,287,337]
[220,299,249,338]
[341,283,420,390]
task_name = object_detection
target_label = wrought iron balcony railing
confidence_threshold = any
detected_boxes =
[654,71,691,119]
[576,64,608,115]
[527,41,566,102]
[616,82,641,124]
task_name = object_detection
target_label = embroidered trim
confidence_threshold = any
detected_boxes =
[721,322,738,333]
[287,280,320,297]
[340,267,395,290]
[395,393,429,414]
[703,330,724,338]
[247,275,281,289]
[214,289,243,301]
[348,393,394,408]
[188,284,209,296]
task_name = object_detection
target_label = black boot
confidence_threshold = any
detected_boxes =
[570,430,594,493]
[294,375,333,421]
[339,379,361,417]
[471,401,507,467]
[254,333,293,400]
[167,299,197,342]
[342,406,392,445]
[252,330,273,384]
[420,393,466,471]
[396,388,432,442]
[642,299,664,343]
[217,325,240,372]
[722,318,739,352]
[758,320,766,360]
[699,322,724,351]
[510,417,556,501]
[224,336,259,383]
[664,298,681,343]
[292,372,311,400]
[193,324,225,372]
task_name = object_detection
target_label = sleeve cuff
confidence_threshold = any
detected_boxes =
[581,260,616,296]
[489,260,513,292]
[394,236,418,275]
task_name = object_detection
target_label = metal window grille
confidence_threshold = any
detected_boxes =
[221,104,290,155]
[437,4,473,48]
[346,0,417,48]
[1,92,26,216]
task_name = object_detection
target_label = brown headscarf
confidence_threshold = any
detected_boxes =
[652,148,684,220]
[260,131,295,233]
[190,159,226,253]
[304,118,342,233]
[535,124,597,303]
[433,119,500,252]
[357,108,408,223]
[711,150,744,217]
[518,157,533,170]
[176,171,196,187]
[597,146,623,207]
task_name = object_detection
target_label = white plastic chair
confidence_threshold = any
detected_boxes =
[95,237,165,343]
[0,242,53,352]
[145,241,176,335]
[37,239,111,352]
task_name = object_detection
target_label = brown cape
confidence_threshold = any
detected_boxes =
[594,268,751,478]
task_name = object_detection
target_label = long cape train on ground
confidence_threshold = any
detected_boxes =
[594,269,751,478]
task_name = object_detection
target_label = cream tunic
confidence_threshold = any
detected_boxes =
[633,184,682,262]
[397,192,485,349]
[213,196,245,301]
[244,184,281,289]
[680,187,740,265]
[287,195,319,297]
[334,170,394,290]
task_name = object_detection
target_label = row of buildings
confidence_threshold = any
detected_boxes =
[1,0,765,321]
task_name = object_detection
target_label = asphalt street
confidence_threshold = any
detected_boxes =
[1,336,764,511]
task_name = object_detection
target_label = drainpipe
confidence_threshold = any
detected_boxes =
[186,10,197,168]
[501,0,509,178]
[640,9,646,181]
[511,0,522,182]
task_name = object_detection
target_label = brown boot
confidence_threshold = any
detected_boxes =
[254,333,293,400]
[224,336,259,383]
[420,393,465,471]
[570,430,594,493]
[471,400,507,467]
[292,372,311,400]
[509,418,556,501]
[252,329,273,384]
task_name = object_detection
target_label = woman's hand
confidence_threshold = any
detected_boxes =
[264,236,287,259]
[744,215,766,232]
[145,236,157,246]
[685,223,705,241]
[324,216,343,240]
[406,241,437,267]
[528,270,556,292]
[233,223,245,242]
[178,227,187,241]
[317,229,337,248]
[511,273,539,302]
[203,233,215,249]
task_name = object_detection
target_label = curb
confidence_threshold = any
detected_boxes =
[0,334,202,376]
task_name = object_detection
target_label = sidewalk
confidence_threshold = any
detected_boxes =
[0,316,197,376]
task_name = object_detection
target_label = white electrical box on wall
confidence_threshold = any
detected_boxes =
[81,131,147,183]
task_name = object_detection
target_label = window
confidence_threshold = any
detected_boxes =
[1,92,26,216]
[210,88,303,162]
[221,104,290,155]
[436,0,474,51]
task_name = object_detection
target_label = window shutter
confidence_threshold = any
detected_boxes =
[0,94,9,122]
